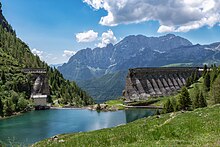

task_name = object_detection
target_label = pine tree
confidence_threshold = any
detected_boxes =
[186,76,192,87]
[204,72,211,92]
[163,98,174,113]
[203,64,208,77]
[210,76,220,104]
[210,65,218,84]
[193,70,199,82]
[193,90,200,109]
[179,87,192,110]
[198,92,207,108]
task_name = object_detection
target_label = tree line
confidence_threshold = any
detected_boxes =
[163,65,220,113]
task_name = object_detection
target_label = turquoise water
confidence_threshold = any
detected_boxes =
[0,109,155,146]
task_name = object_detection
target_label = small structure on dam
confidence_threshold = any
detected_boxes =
[124,67,201,101]
[22,68,50,110]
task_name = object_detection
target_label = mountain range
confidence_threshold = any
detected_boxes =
[58,33,220,102]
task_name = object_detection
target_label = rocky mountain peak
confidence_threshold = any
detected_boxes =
[58,34,199,82]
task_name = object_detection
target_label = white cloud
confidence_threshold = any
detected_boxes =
[76,30,98,42]
[31,48,43,58]
[63,50,77,57]
[83,0,103,9]
[97,29,117,48]
[84,0,220,32]
[158,25,176,33]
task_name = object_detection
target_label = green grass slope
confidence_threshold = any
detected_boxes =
[35,105,220,147]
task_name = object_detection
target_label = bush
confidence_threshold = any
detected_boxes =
[17,96,29,112]
[3,97,15,116]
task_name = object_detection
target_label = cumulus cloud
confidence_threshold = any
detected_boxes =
[76,30,98,42]
[63,50,77,57]
[83,0,103,9]
[31,48,43,58]
[97,29,117,48]
[83,0,220,32]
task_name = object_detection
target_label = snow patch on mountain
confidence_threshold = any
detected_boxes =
[154,50,166,53]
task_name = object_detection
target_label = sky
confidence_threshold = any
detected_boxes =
[1,0,220,64]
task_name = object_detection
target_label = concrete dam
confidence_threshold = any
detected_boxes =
[124,67,201,101]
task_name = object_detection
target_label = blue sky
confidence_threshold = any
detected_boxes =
[1,0,220,64]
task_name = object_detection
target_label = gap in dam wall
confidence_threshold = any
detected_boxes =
[124,67,201,101]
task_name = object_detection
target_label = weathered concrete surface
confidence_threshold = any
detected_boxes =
[124,67,201,101]
[22,68,50,96]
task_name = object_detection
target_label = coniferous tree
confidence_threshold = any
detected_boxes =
[186,76,192,87]
[198,92,207,108]
[179,86,192,110]
[210,65,218,84]
[193,90,200,109]
[204,72,211,92]
[193,70,199,82]
[203,64,208,77]
[163,98,174,113]
[210,76,220,104]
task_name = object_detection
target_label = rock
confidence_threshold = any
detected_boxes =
[58,139,65,143]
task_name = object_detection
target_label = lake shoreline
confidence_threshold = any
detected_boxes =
[50,107,85,110]
[0,111,31,120]
[0,107,155,145]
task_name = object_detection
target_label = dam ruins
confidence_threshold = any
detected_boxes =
[124,67,201,101]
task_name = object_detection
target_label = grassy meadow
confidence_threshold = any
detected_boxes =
[34,104,220,147]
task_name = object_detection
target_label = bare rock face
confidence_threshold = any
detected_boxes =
[124,67,201,101]
[58,34,194,82]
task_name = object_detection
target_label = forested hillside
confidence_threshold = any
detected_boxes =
[0,2,93,117]
[78,71,127,102]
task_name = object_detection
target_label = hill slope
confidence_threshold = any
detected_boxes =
[34,105,220,146]
[0,2,93,117]
[78,71,127,102]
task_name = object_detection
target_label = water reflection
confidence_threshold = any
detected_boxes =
[0,109,154,146]
[125,109,155,123]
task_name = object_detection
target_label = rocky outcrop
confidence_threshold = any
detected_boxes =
[124,67,201,101]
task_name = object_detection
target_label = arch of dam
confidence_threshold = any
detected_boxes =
[124,67,201,101]
[22,68,50,108]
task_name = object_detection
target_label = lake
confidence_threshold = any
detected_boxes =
[0,109,155,146]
